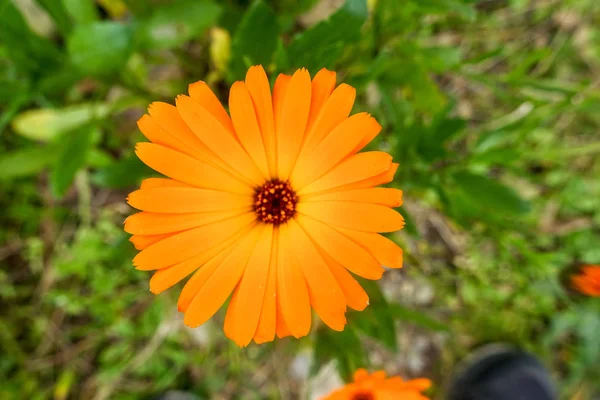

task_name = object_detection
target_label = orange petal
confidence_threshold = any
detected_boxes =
[272,73,291,137]
[304,188,403,208]
[223,285,240,340]
[147,102,236,175]
[332,163,399,193]
[132,213,255,270]
[225,224,274,347]
[395,378,432,391]
[372,370,387,380]
[229,81,270,180]
[129,233,172,250]
[350,121,380,154]
[184,226,261,328]
[276,68,311,180]
[297,215,384,280]
[302,83,356,155]
[297,202,404,233]
[322,251,369,311]
[338,228,403,269]
[135,142,252,194]
[140,178,192,189]
[138,114,197,160]
[149,228,247,294]
[277,224,311,338]
[246,65,276,177]
[124,208,250,235]
[292,83,356,179]
[188,80,235,135]
[127,187,252,213]
[292,113,381,189]
[287,219,346,331]
[298,152,392,196]
[177,243,234,312]
[253,231,278,344]
[275,297,292,339]
[306,68,337,133]
[354,368,370,383]
[176,95,264,185]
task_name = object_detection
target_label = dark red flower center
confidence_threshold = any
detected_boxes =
[351,391,375,400]
[254,180,297,225]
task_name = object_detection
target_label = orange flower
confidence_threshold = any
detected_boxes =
[571,265,600,296]
[125,66,404,346]
[321,369,431,400]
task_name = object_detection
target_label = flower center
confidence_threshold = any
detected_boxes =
[351,392,375,400]
[254,180,298,225]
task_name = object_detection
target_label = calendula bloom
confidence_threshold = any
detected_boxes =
[321,369,431,400]
[571,265,600,296]
[125,66,404,346]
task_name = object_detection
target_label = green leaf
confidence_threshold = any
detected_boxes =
[0,0,63,76]
[451,171,531,216]
[11,103,110,142]
[311,326,366,382]
[62,0,99,24]
[470,148,521,165]
[228,0,278,82]
[352,280,397,350]
[370,50,447,116]
[50,127,98,198]
[286,0,367,71]
[0,146,57,180]
[121,0,151,17]
[135,0,221,50]
[411,0,476,21]
[35,0,73,36]
[67,21,134,77]
[419,46,462,73]
[91,155,153,189]
[389,304,450,332]
[417,114,466,162]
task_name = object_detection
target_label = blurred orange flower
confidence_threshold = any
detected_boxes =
[571,265,600,296]
[321,369,431,400]
[125,65,404,346]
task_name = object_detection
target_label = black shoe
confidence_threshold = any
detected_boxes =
[446,344,557,400]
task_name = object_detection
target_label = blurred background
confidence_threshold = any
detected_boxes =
[1,0,600,398]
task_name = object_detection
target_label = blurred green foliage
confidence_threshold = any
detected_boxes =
[1,0,600,398]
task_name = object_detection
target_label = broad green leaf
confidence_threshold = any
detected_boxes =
[0,0,63,76]
[67,21,134,77]
[91,155,153,189]
[62,0,98,24]
[38,64,83,97]
[11,103,110,142]
[417,114,466,162]
[452,171,531,216]
[419,46,462,73]
[353,280,397,350]
[389,304,450,332]
[0,91,30,134]
[470,148,521,164]
[0,146,57,180]
[286,0,367,71]
[228,0,278,82]
[136,0,221,50]
[390,60,447,115]
[372,50,447,115]
[50,127,98,198]
[311,326,367,381]
[35,0,73,36]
